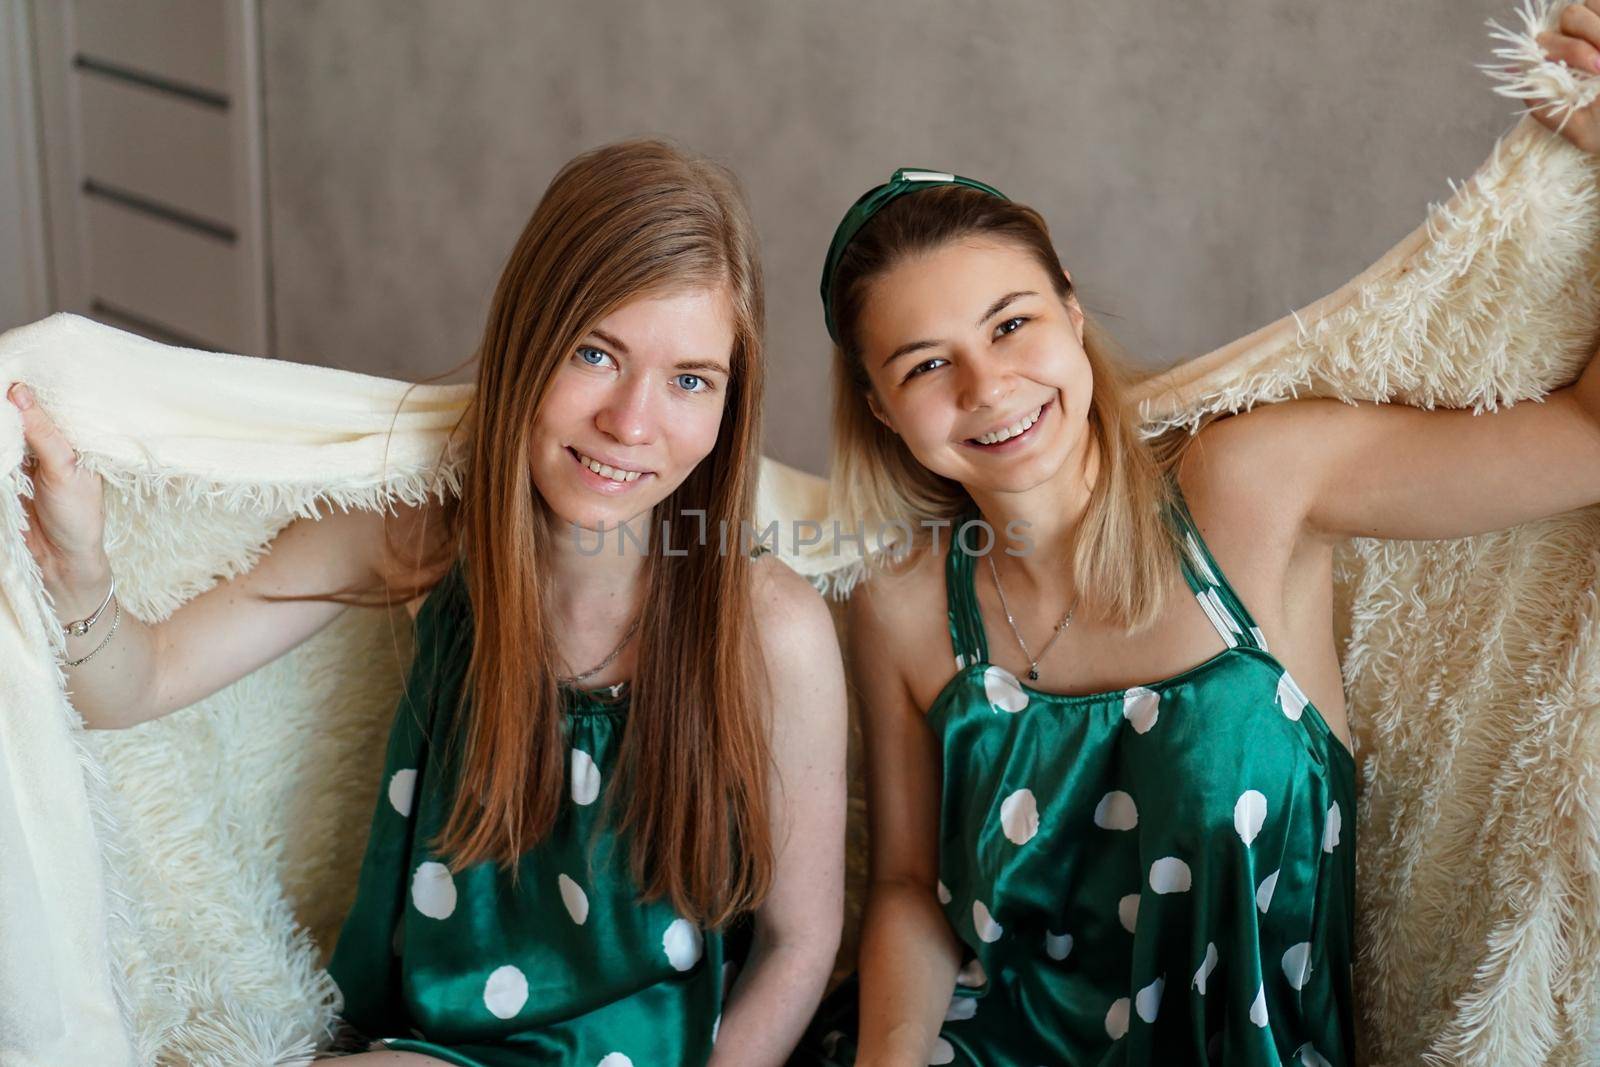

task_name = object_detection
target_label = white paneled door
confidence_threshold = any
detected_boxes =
[1,0,50,334]
[27,0,269,355]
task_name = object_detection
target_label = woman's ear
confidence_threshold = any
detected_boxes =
[865,390,896,433]
[1063,274,1085,345]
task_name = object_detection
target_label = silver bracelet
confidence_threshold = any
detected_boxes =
[64,596,120,668]
[62,580,116,637]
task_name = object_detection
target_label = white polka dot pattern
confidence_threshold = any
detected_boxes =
[1257,870,1280,914]
[387,769,417,817]
[984,666,1029,712]
[972,900,1003,943]
[1296,1044,1333,1067]
[1135,975,1165,1023]
[662,918,703,971]
[1000,788,1040,844]
[1123,687,1161,734]
[1234,790,1267,846]
[410,861,456,920]
[1149,857,1192,894]
[1105,997,1131,1040]
[1192,942,1218,994]
[483,965,528,1019]
[558,873,589,925]
[1249,985,1269,1028]
[1277,672,1309,722]
[1283,942,1312,990]
[1094,791,1139,831]
[1044,931,1073,961]
[571,748,601,806]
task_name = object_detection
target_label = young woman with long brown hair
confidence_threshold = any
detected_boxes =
[8,139,847,1067]
[796,17,1600,1064]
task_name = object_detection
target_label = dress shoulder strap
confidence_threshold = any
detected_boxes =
[944,514,991,671]
[945,489,1270,668]
[1164,479,1271,654]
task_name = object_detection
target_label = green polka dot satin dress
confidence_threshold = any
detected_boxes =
[326,561,742,1067]
[800,483,1356,1066]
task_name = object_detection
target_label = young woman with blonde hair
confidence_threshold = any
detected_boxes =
[798,18,1600,1062]
[8,139,846,1067]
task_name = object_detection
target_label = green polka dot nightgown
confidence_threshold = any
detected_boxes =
[326,561,743,1067]
[798,482,1357,1066]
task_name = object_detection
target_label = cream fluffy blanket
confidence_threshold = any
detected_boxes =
[2,6,1598,1065]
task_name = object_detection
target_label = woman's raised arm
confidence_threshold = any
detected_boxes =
[1188,351,1600,548]
[8,381,439,730]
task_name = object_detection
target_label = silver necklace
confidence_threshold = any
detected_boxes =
[558,617,641,686]
[987,553,1079,682]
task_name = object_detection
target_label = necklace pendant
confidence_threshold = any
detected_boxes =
[1028,666,1040,681]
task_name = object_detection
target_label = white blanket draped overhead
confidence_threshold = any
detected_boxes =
[2,4,1599,1063]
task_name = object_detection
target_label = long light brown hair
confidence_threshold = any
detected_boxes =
[827,185,1182,631]
[380,139,774,927]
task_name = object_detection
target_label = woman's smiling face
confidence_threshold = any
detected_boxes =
[530,284,735,533]
[855,237,1093,495]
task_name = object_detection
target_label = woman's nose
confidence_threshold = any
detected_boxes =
[594,377,656,445]
[956,354,1011,411]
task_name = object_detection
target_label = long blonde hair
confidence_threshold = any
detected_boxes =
[827,185,1182,631]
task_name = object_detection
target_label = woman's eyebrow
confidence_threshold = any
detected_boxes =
[978,290,1037,325]
[883,339,938,369]
[674,359,730,375]
[588,328,629,353]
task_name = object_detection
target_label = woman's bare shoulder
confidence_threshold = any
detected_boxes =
[1177,401,1364,509]
[1176,407,1311,547]
[748,554,846,717]
[749,553,835,638]
[356,497,453,617]
[845,542,945,653]
[365,497,448,569]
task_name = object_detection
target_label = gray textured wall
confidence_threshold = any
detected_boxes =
[262,1,1518,475]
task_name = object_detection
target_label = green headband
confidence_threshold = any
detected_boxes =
[819,167,1009,345]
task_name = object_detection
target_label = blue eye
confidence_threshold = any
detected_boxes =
[675,374,707,393]
[576,346,614,368]
[995,316,1028,337]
